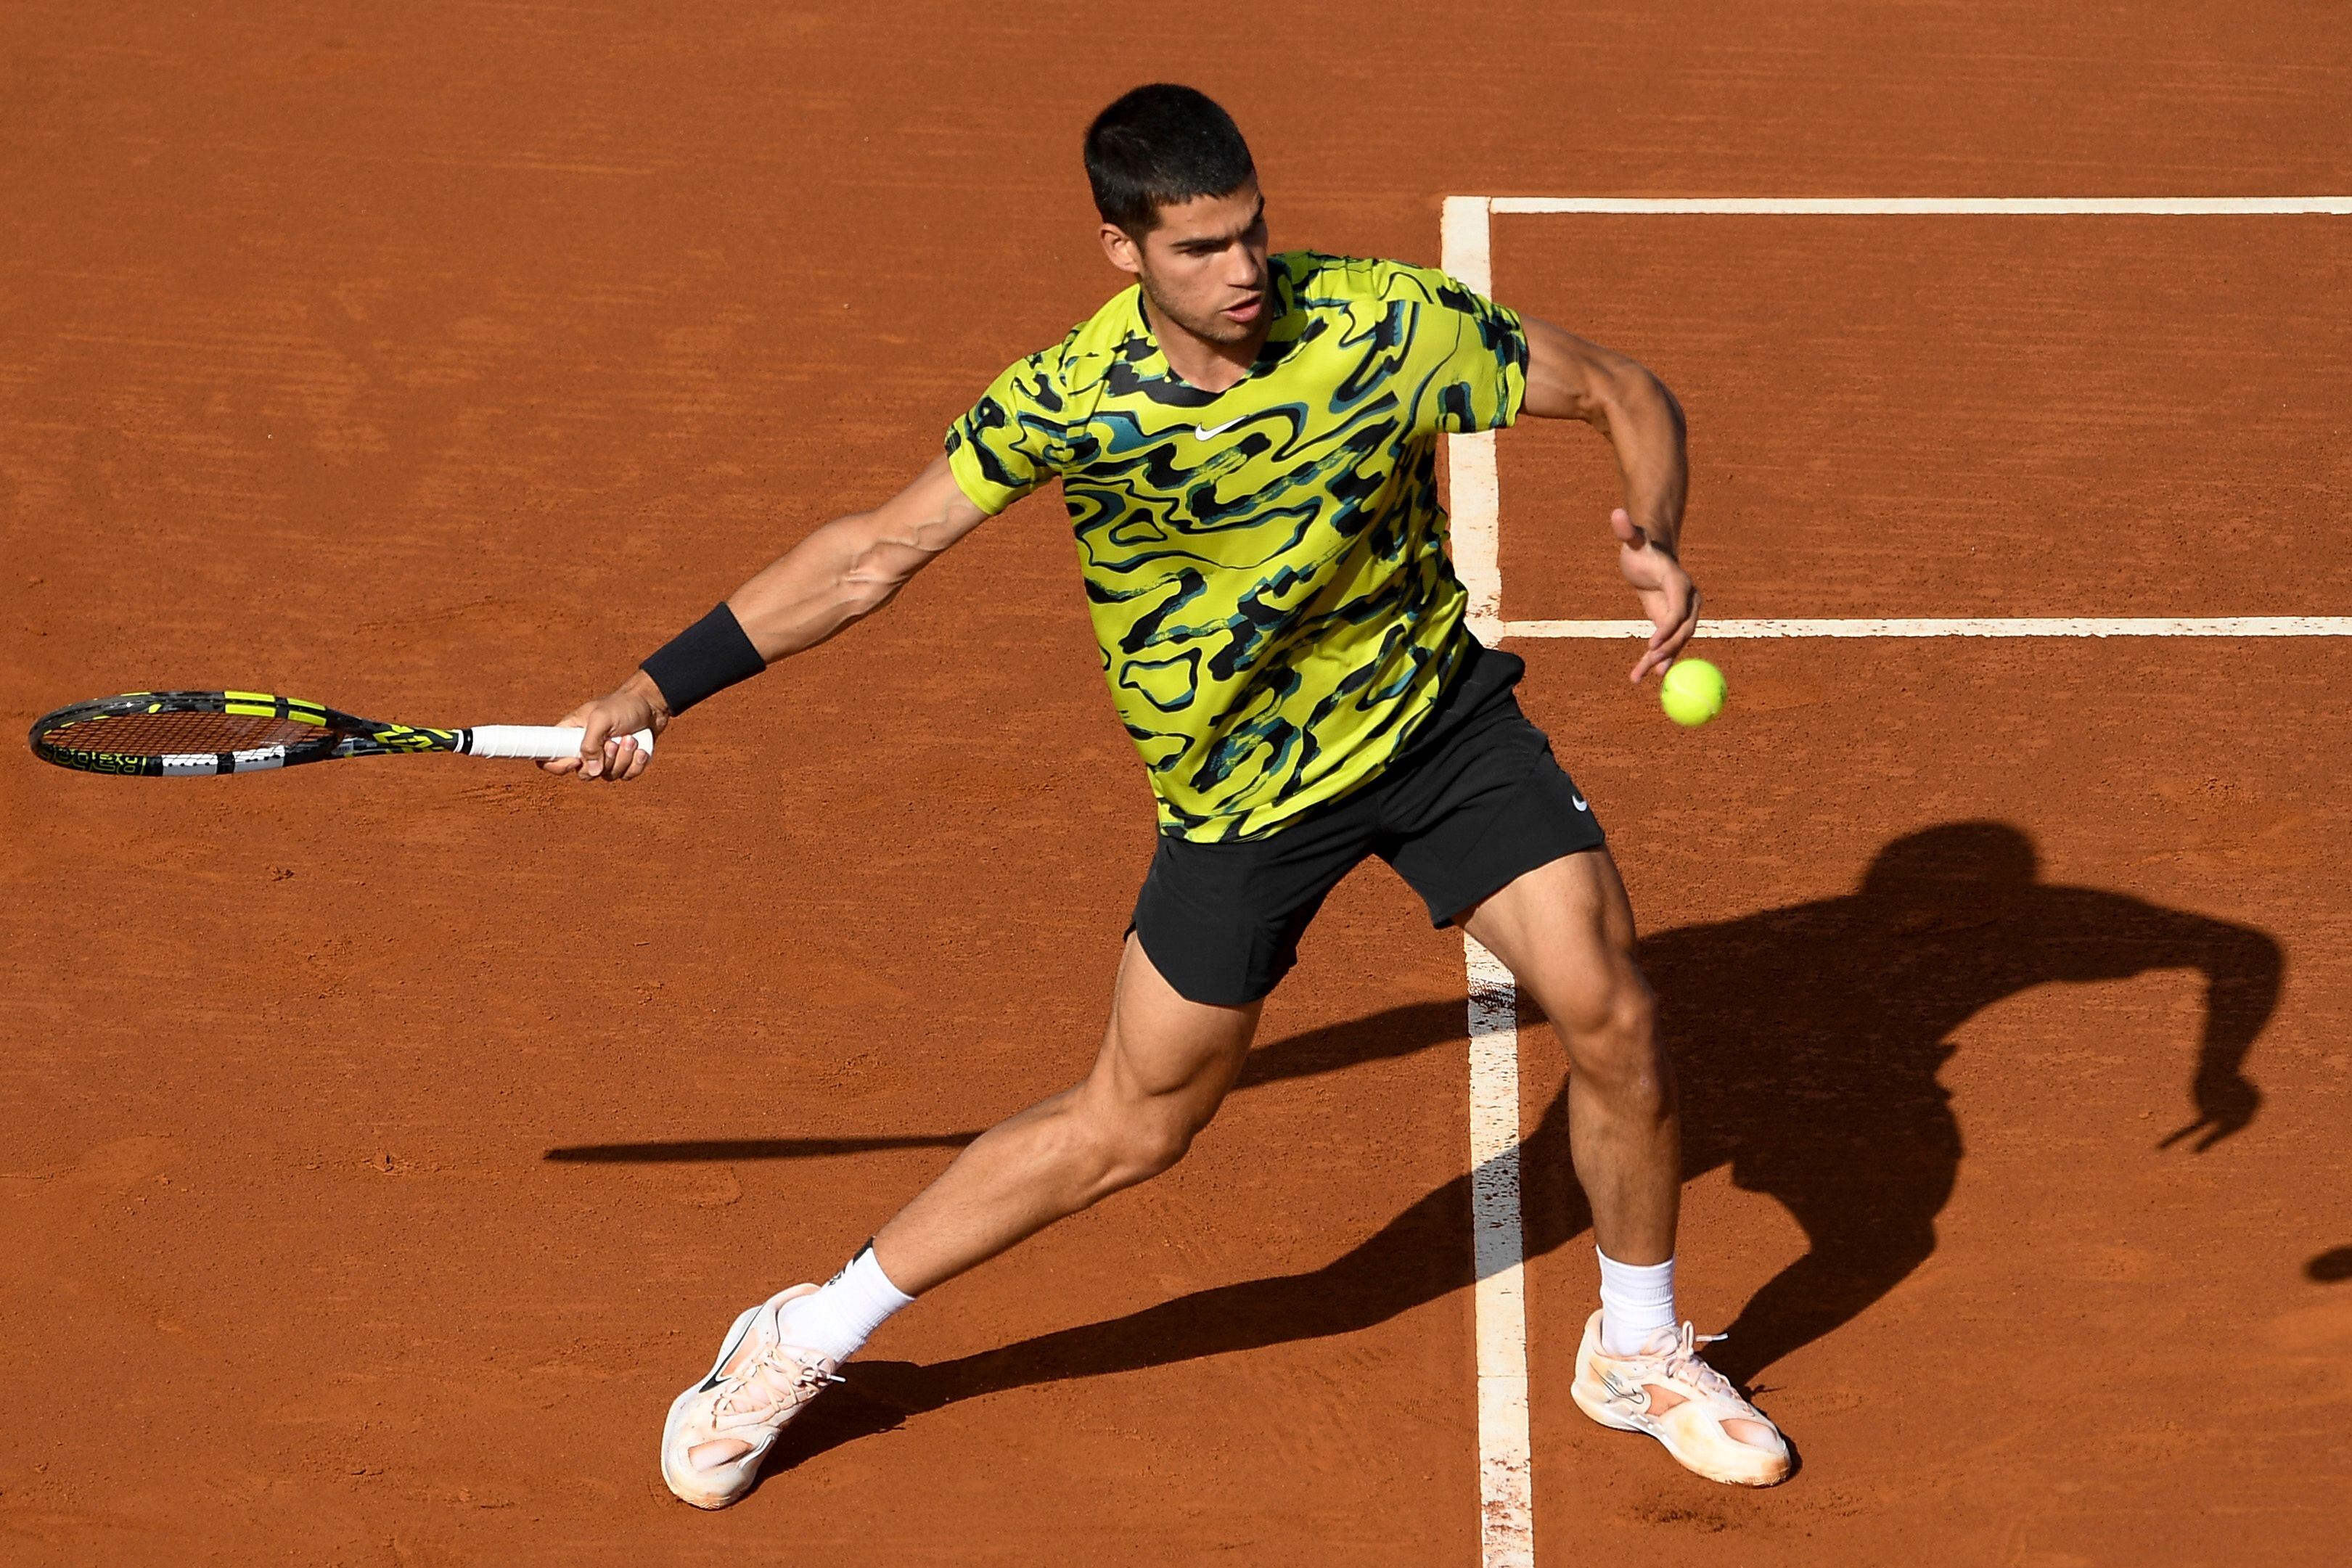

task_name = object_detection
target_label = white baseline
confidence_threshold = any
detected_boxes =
[1506,616,2352,640]
[1491,195,2352,216]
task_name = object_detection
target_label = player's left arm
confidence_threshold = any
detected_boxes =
[1517,316,1696,681]
[2152,915,2282,1153]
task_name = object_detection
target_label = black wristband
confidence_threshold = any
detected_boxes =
[639,602,766,715]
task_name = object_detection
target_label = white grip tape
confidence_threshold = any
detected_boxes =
[465,725,655,760]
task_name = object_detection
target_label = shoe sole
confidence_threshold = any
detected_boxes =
[1570,1372,1790,1487]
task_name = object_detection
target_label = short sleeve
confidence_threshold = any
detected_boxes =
[944,348,1071,514]
[1411,271,1530,435]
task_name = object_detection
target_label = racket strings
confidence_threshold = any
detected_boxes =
[41,710,329,757]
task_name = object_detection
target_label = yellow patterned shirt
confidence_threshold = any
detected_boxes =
[945,252,1528,842]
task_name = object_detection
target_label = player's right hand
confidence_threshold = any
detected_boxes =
[541,670,671,781]
[1614,506,1701,683]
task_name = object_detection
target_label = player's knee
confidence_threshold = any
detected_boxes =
[1118,1110,1200,1184]
[1562,970,1668,1111]
[1081,1099,1202,1191]
[1557,964,1653,1049]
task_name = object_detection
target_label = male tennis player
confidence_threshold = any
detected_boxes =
[551,83,1791,1505]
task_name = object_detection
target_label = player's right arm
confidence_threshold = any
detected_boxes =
[544,453,990,781]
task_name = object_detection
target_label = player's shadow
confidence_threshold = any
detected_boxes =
[604,821,2282,1482]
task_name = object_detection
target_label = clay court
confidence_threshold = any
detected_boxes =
[5,4,2350,1564]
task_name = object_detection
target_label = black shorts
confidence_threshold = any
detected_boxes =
[1130,641,1606,1006]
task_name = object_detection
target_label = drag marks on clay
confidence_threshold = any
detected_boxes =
[2145,1295,2352,1417]
[2267,1297,2352,1358]
[0,1133,187,1193]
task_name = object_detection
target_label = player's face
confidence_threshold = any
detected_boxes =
[1102,178,1271,347]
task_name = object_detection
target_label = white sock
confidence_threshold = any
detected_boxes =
[1597,1249,1677,1358]
[776,1243,915,1364]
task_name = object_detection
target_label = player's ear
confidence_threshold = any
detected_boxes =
[1099,221,1144,278]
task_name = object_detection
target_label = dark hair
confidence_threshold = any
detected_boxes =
[1083,84,1255,233]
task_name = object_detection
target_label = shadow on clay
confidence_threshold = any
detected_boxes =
[2309,1247,2352,1284]
[546,1135,971,1162]
[556,821,2282,1481]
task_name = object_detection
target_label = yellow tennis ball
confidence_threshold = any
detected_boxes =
[1660,657,1726,726]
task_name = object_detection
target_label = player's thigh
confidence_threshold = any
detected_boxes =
[1077,933,1263,1130]
[1458,846,1650,1040]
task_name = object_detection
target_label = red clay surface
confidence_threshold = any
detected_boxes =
[4,4,2350,1564]
[1494,215,2352,622]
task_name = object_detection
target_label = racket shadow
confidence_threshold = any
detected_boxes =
[538,1001,1464,1166]
[545,1135,975,1162]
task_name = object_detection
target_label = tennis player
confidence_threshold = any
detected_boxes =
[550,83,1791,1505]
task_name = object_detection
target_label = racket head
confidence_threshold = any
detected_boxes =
[28,691,361,776]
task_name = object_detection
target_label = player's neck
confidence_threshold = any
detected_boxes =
[1139,294,1268,394]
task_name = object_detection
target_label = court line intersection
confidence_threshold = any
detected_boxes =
[1441,192,2351,1568]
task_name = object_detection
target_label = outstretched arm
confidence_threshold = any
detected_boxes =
[2155,918,2282,1152]
[1517,316,1695,681]
[545,453,991,780]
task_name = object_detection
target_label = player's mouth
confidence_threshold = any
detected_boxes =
[1222,293,1265,325]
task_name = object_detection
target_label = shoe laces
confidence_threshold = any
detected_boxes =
[713,1333,843,1425]
[1647,1322,1740,1405]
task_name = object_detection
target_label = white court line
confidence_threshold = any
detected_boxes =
[1465,936,1533,1568]
[1490,195,2352,216]
[1441,196,1504,641]
[1505,616,2352,639]
[1442,192,2352,1568]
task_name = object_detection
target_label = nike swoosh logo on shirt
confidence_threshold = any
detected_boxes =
[1192,416,1247,440]
[1573,796,1589,811]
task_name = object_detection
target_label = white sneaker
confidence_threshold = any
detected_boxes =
[1570,1310,1792,1486]
[660,1284,842,1509]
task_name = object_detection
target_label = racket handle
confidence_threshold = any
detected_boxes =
[464,725,655,761]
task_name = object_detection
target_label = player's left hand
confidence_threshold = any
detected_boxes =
[1615,507,1700,681]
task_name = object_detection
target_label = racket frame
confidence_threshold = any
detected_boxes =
[28,691,642,776]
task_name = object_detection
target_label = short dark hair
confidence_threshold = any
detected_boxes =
[1083,84,1255,233]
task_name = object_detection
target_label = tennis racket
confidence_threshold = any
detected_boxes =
[28,690,652,777]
